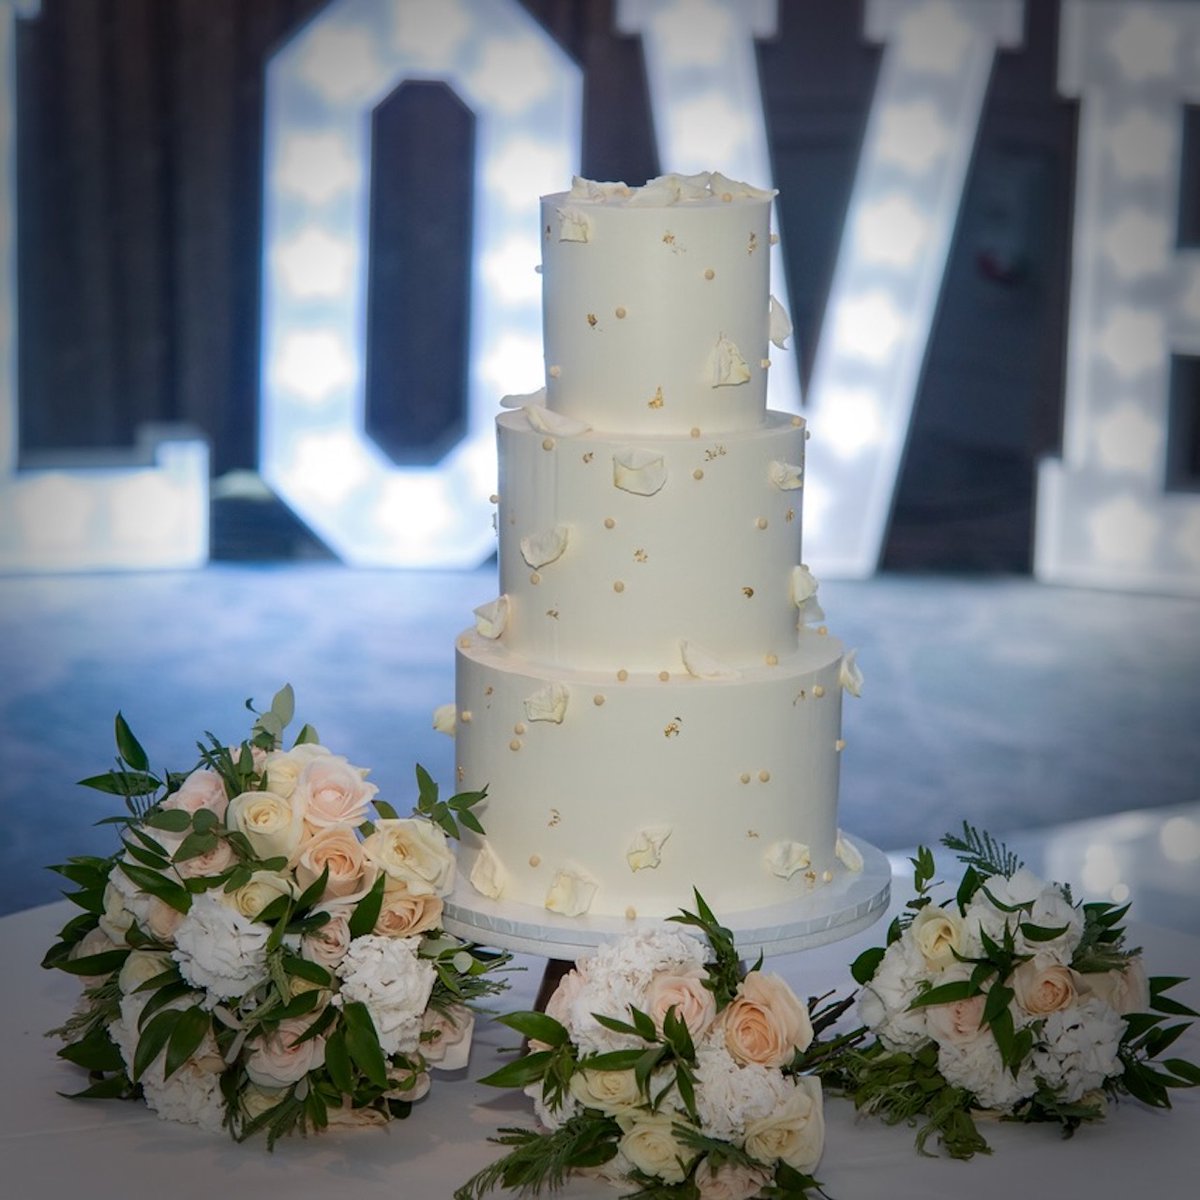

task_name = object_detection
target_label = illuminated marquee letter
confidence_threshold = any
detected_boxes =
[800,0,1024,577]
[616,0,800,414]
[1035,0,1200,595]
[261,0,581,566]
[0,0,208,573]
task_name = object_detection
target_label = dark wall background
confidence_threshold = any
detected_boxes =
[14,0,1081,570]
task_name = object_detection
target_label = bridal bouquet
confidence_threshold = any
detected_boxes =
[42,686,508,1144]
[828,825,1198,1158]
[457,893,851,1199]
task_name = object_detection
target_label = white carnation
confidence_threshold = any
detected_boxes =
[334,935,436,1057]
[171,893,271,1003]
[692,1042,787,1144]
[1030,997,1124,1101]
[141,1058,226,1133]
[857,934,931,1051]
[966,869,1082,963]
[937,1030,1036,1112]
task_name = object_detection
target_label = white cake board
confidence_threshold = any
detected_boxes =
[442,834,891,961]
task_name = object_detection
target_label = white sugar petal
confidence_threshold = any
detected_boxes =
[769,295,793,349]
[613,449,667,496]
[790,565,820,606]
[769,460,804,490]
[432,703,456,737]
[626,825,672,872]
[839,649,863,698]
[765,841,811,880]
[500,387,547,409]
[524,405,591,436]
[680,639,739,680]
[469,843,507,900]
[545,865,598,916]
[523,682,569,724]
[521,524,569,570]
[709,335,751,387]
[836,833,864,873]
[709,171,777,201]
[473,595,510,639]
[557,206,591,243]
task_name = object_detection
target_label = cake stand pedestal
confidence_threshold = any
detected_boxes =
[442,834,892,985]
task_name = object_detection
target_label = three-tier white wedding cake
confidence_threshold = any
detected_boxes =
[446,171,863,921]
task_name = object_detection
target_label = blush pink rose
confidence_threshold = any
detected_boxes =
[1074,959,1150,1015]
[295,756,378,830]
[301,905,353,970]
[374,882,444,938]
[646,966,717,1040]
[925,991,987,1045]
[174,836,237,880]
[695,1158,772,1200]
[1013,960,1077,1015]
[244,1015,328,1088]
[163,768,229,819]
[420,1004,474,1068]
[293,826,375,900]
[722,972,813,1068]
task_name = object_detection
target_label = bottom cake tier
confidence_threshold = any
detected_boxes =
[453,629,861,919]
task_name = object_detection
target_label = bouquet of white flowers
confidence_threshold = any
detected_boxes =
[827,825,1198,1158]
[457,893,851,1200]
[43,686,509,1144]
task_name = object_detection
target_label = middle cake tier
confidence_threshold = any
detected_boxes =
[493,407,808,672]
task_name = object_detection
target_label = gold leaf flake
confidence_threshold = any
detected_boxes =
[587,312,598,327]
[647,386,664,409]
[548,808,561,827]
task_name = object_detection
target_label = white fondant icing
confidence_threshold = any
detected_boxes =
[768,295,793,349]
[473,595,510,639]
[709,334,751,387]
[469,842,507,899]
[523,682,569,724]
[545,865,598,916]
[709,171,778,202]
[612,449,667,496]
[520,525,569,570]
[839,649,863,698]
[766,841,811,879]
[432,703,456,737]
[626,824,672,872]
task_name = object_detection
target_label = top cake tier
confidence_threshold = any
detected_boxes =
[539,173,783,436]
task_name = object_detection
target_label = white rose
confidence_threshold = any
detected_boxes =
[693,1043,787,1143]
[743,1076,824,1172]
[227,869,296,919]
[262,744,331,799]
[911,905,967,969]
[361,819,455,897]
[568,1067,642,1116]
[617,1111,697,1184]
[226,789,305,861]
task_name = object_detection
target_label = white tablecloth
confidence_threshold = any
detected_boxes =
[3,891,1197,1200]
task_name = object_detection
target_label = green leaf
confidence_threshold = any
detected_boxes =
[293,722,320,746]
[164,1005,211,1079]
[172,830,219,863]
[115,712,150,771]
[283,954,332,988]
[133,1008,182,1081]
[908,980,978,1009]
[496,1011,570,1048]
[271,684,295,729]
[1161,1058,1200,1086]
[144,809,193,833]
[478,1050,556,1089]
[118,862,192,913]
[415,763,439,808]
[851,946,885,985]
[57,1027,126,1073]
[341,1001,389,1089]
[324,1027,353,1095]
[1018,921,1071,943]
[348,873,385,938]
[54,947,130,977]
[373,800,399,820]
[293,865,331,914]
[78,770,161,797]
[581,1049,647,1072]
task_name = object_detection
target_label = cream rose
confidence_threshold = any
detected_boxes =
[646,966,717,1040]
[244,1014,328,1088]
[294,755,378,830]
[1074,959,1150,1015]
[301,903,354,970]
[617,1112,697,1183]
[694,1158,772,1200]
[911,905,966,969]
[227,870,296,919]
[743,1076,824,1172]
[420,1004,474,1069]
[361,819,455,897]
[722,971,812,1068]
[118,949,173,995]
[568,1067,642,1116]
[226,789,305,861]
[374,882,444,938]
[293,826,375,900]
[1013,958,1077,1015]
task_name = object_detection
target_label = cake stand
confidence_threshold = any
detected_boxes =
[442,833,892,991]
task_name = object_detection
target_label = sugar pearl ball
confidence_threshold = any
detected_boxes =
[617,669,628,682]
[615,306,627,319]
[604,517,615,529]
[765,654,778,666]
[613,580,625,593]
[758,770,771,783]
[542,437,555,451]
[813,685,826,698]
[756,517,768,530]
[625,906,637,920]
[593,694,606,706]
[740,772,751,784]
[514,722,526,735]
[530,572,541,584]
[704,268,715,280]
[509,739,521,751]
[693,468,704,480]
[461,711,473,723]
[529,854,541,867]
[690,427,701,438]
[658,670,670,682]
